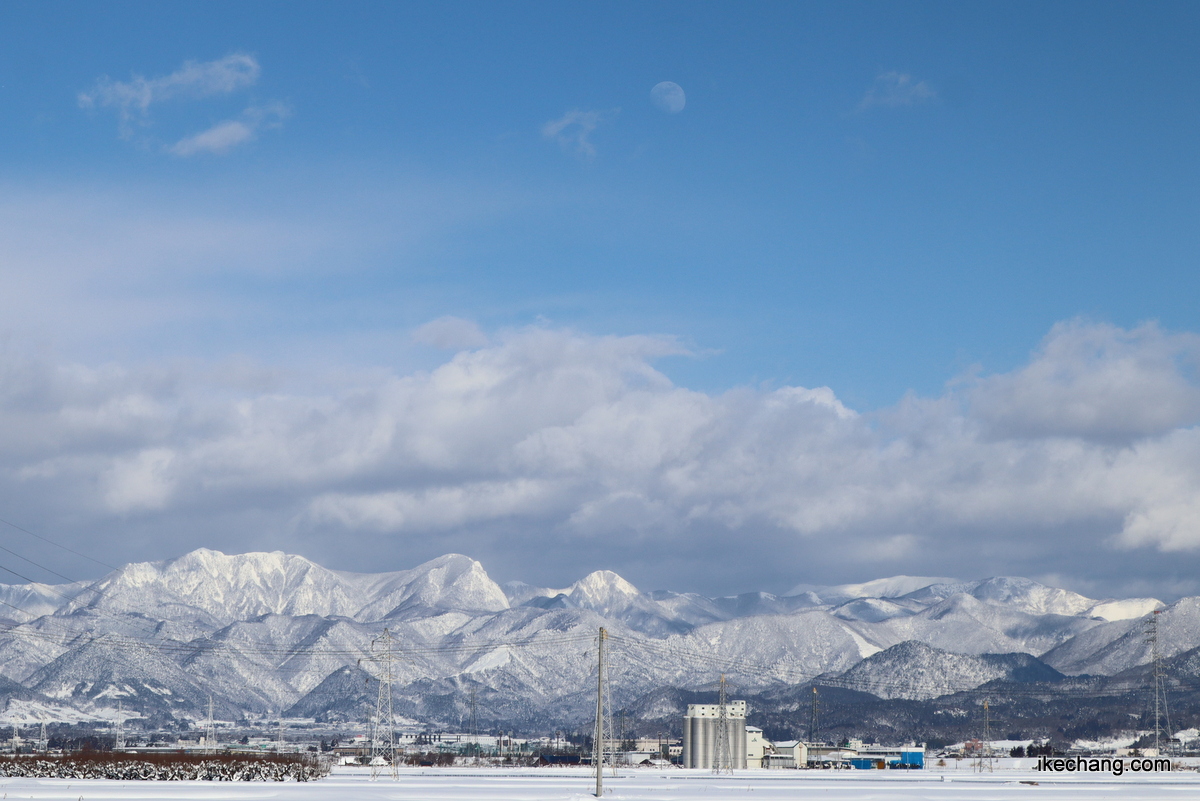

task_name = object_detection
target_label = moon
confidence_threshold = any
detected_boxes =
[651,81,686,113]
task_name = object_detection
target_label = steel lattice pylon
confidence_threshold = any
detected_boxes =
[1147,610,1174,756]
[362,628,400,780]
[593,627,617,797]
[712,674,733,774]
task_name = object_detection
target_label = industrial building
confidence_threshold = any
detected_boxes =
[850,744,925,769]
[681,702,924,771]
[745,726,768,768]
[767,741,924,770]
[764,740,807,768]
[681,701,747,769]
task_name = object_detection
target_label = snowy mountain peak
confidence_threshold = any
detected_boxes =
[1085,597,1163,622]
[788,575,958,603]
[66,548,510,624]
[0,582,80,622]
[834,640,1065,700]
[355,553,509,616]
[569,570,641,606]
[500,570,642,610]
[965,576,1096,617]
[69,548,361,623]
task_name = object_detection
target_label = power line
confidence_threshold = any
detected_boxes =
[0,541,103,590]
[0,515,118,572]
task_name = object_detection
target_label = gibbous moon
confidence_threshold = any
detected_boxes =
[651,81,686,113]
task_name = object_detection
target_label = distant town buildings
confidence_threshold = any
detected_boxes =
[680,701,925,770]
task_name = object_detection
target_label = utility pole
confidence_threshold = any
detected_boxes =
[713,674,732,774]
[985,700,992,772]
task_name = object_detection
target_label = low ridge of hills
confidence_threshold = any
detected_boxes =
[0,548,1185,739]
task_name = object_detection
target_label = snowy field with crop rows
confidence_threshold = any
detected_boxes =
[4,765,1200,801]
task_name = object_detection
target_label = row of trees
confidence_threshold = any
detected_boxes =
[0,751,328,782]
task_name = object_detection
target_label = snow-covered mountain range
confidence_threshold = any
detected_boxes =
[0,549,1182,729]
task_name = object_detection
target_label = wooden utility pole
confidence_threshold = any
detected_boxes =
[594,627,607,797]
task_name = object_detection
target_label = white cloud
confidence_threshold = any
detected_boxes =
[541,109,617,158]
[413,316,489,350]
[79,53,261,136]
[170,120,254,156]
[858,71,937,111]
[170,103,291,156]
[102,448,177,512]
[4,321,1200,596]
[968,320,1200,441]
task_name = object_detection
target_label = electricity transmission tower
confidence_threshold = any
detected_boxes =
[204,695,217,754]
[593,627,616,797]
[1147,610,1174,755]
[468,686,479,762]
[362,628,400,780]
[712,674,733,774]
[114,701,125,751]
[975,699,994,773]
[808,686,819,744]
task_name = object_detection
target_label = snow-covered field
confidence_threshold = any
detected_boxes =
[4,765,1200,800]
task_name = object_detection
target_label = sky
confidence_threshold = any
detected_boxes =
[2,1,1200,599]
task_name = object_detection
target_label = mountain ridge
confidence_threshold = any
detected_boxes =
[0,548,1185,732]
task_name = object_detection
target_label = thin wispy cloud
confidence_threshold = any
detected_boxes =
[858,71,937,111]
[80,53,286,155]
[170,102,290,157]
[79,53,261,135]
[541,109,617,158]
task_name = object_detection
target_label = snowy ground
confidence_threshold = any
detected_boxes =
[4,765,1200,800]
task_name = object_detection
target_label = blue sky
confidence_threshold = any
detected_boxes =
[3,2,1200,597]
